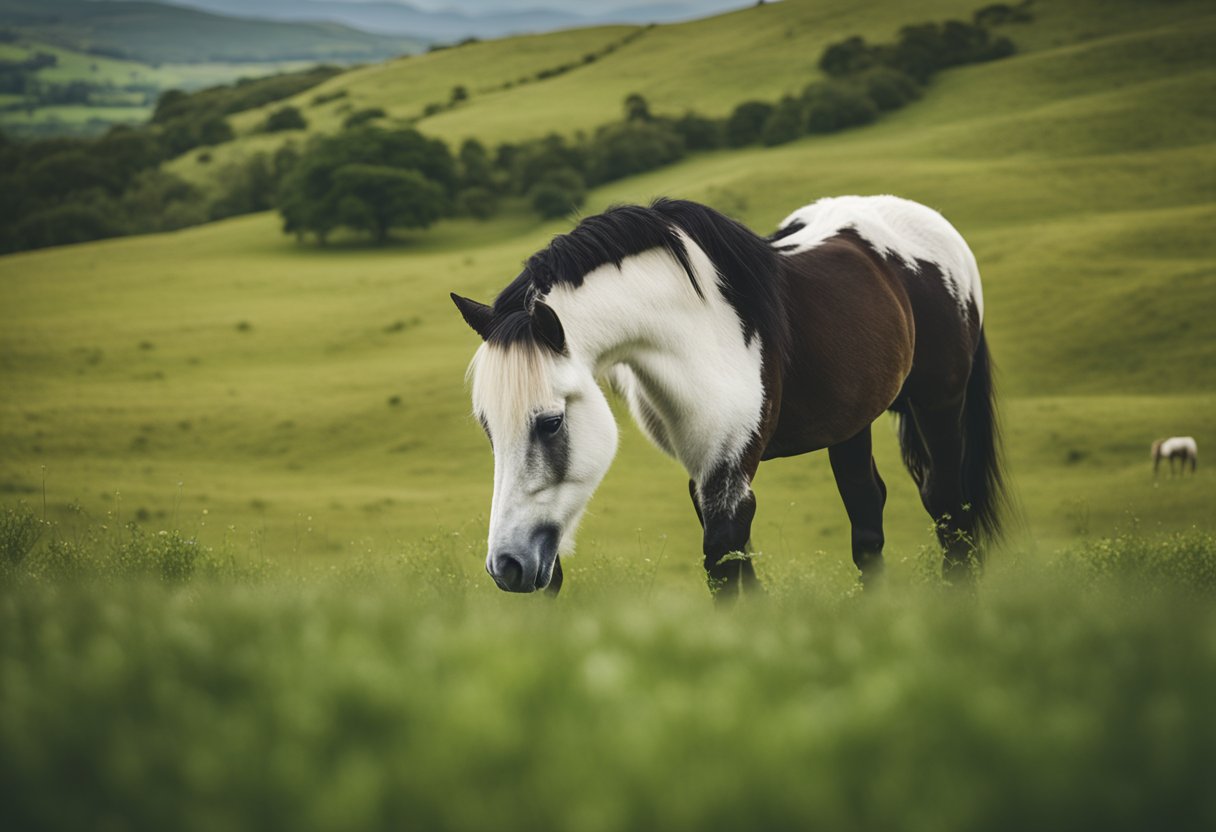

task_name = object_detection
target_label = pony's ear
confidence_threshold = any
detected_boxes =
[530,300,566,354]
[451,293,493,340]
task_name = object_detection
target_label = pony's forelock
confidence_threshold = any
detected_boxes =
[469,341,560,432]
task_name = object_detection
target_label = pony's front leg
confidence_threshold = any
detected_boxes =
[690,477,761,601]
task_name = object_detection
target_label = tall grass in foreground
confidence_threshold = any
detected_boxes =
[0,504,1213,832]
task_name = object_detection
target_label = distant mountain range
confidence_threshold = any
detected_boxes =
[131,0,749,42]
[0,0,424,64]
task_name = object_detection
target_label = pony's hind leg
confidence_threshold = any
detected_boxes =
[908,400,980,582]
[828,424,888,587]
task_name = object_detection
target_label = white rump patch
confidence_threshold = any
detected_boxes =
[774,195,984,321]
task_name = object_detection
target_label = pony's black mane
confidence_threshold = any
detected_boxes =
[487,198,786,356]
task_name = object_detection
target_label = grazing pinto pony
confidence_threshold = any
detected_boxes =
[452,195,1008,597]
[1152,436,1198,476]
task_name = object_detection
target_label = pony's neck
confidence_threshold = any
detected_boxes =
[542,240,767,481]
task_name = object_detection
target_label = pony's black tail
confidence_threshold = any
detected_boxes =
[961,330,1009,546]
[889,329,1010,547]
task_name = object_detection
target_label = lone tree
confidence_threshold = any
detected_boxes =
[624,93,652,122]
[332,164,445,244]
[451,84,468,103]
[277,126,455,244]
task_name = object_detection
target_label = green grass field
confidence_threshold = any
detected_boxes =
[1,0,1215,826]
[0,39,321,136]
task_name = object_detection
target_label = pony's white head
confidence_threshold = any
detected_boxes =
[452,292,618,592]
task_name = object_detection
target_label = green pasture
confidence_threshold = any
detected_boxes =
[0,521,1214,831]
[0,40,316,91]
[1,0,1214,826]
[0,39,325,136]
[6,0,1213,566]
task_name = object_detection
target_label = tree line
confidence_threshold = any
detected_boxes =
[276,7,1025,243]
[0,3,1029,252]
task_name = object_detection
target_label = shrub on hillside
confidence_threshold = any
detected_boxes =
[159,115,234,156]
[510,134,586,195]
[457,138,495,191]
[586,120,685,184]
[725,101,774,147]
[277,126,455,243]
[343,107,386,129]
[528,168,585,219]
[974,2,1034,26]
[456,186,498,220]
[801,81,877,133]
[671,112,721,150]
[860,66,921,111]
[761,97,805,146]
[209,154,276,220]
[12,203,126,250]
[264,106,307,133]
[624,93,652,123]
[332,164,446,243]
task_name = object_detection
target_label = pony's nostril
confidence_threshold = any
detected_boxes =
[497,554,525,591]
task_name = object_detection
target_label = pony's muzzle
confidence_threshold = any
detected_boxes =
[488,550,536,593]
[487,526,559,593]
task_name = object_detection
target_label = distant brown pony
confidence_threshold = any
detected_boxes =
[1152,436,1198,476]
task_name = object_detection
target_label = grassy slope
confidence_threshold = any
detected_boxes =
[0,41,315,90]
[2,0,1214,582]
[166,0,1003,185]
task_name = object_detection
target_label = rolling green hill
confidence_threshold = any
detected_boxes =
[2,0,1213,575]
[0,0,422,64]
[0,38,320,136]
[2,3,1215,825]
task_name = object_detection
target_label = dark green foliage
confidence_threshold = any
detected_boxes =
[264,106,307,133]
[624,92,652,123]
[119,170,206,231]
[11,203,126,250]
[277,126,455,243]
[671,112,721,150]
[974,2,1034,27]
[529,168,586,219]
[152,67,341,126]
[802,81,877,134]
[586,120,684,184]
[511,133,586,195]
[311,89,348,106]
[343,107,386,129]
[332,164,445,243]
[725,100,775,147]
[819,35,877,78]
[820,16,1017,86]
[761,96,805,146]
[26,148,124,198]
[456,186,498,220]
[209,153,276,221]
[860,66,921,111]
[457,138,494,190]
[450,85,468,103]
[159,114,234,156]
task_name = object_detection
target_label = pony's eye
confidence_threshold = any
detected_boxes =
[536,414,564,436]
